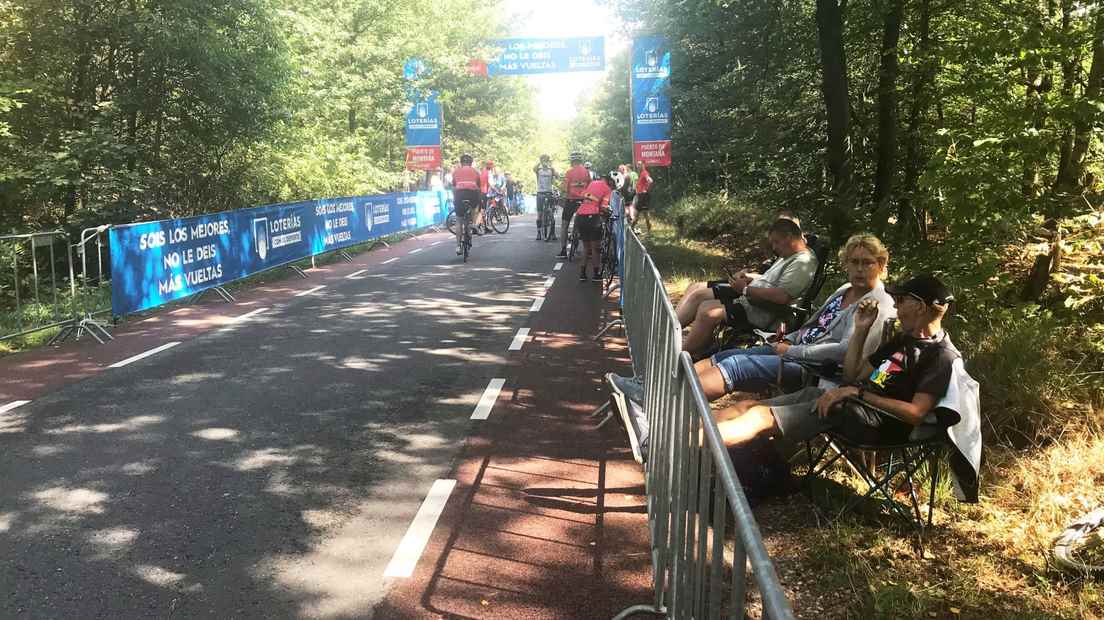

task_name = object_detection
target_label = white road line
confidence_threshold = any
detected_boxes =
[346,269,368,279]
[0,400,31,414]
[382,258,400,265]
[530,297,545,312]
[553,262,563,271]
[508,328,531,351]
[408,247,424,255]
[383,479,457,578]
[295,285,326,297]
[471,378,506,420]
[232,307,269,323]
[430,241,443,247]
[543,276,555,288]
[108,342,180,369]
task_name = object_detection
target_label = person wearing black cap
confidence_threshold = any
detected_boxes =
[708,273,960,450]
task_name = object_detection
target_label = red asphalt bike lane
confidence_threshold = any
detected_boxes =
[375,258,654,619]
[0,231,455,404]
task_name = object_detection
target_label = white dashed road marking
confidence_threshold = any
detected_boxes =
[383,479,457,578]
[530,297,544,312]
[553,263,563,271]
[543,276,555,288]
[382,258,400,265]
[346,269,368,279]
[471,378,507,420]
[408,248,423,255]
[0,400,31,414]
[108,342,181,369]
[232,307,269,323]
[295,285,327,297]
[508,328,531,351]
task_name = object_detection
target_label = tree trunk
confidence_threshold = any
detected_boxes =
[1069,8,1104,191]
[1021,0,1054,199]
[899,0,935,241]
[815,0,855,244]
[1052,0,1080,196]
[871,0,905,232]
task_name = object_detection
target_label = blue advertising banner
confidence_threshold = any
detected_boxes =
[109,191,449,316]
[630,36,672,166]
[488,37,605,76]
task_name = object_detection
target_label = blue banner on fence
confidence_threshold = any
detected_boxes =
[630,36,672,166]
[109,191,449,316]
[487,37,605,76]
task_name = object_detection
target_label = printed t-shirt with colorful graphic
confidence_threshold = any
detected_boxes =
[577,180,612,216]
[862,331,959,403]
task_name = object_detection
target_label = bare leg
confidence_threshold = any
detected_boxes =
[713,401,778,447]
[681,299,726,355]
[560,215,571,251]
[675,282,712,327]
[697,365,728,401]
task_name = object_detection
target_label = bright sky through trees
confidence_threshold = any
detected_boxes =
[504,0,628,121]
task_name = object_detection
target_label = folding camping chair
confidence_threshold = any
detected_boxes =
[802,358,982,530]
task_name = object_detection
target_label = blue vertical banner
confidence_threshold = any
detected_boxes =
[630,36,672,166]
[404,91,443,170]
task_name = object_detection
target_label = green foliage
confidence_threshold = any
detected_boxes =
[0,0,542,234]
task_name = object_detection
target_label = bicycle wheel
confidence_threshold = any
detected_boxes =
[568,231,579,262]
[461,219,471,262]
[490,206,510,234]
[446,209,457,235]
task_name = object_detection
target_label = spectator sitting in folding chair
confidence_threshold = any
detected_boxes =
[674,218,818,358]
[709,274,958,455]
[695,233,896,402]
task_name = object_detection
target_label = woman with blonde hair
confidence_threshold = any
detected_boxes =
[693,233,896,401]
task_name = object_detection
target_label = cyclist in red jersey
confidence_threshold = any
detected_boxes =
[575,173,615,281]
[633,160,655,233]
[559,151,591,258]
[451,154,482,255]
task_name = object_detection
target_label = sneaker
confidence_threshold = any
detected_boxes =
[547,235,557,242]
[556,250,568,259]
[456,246,463,255]
[578,270,587,281]
[610,374,645,403]
[592,269,601,282]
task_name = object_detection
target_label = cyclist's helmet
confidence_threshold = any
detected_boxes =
[603,171,617,187]
[540,153,550,163]
[569,150,584,163]
[584,162,593,170]
[460,153,473,165]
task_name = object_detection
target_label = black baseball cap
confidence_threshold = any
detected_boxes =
[886,274,954,306]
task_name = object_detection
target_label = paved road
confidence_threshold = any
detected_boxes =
[1,218,591,618]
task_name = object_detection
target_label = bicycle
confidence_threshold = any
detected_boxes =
[536,191,559,241]
[455,199,474,262]
[485,191,510,234]
[566,216,580,262]
[598,212,620,289]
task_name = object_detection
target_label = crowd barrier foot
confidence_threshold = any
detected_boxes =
[289,265,309,279]
[611,603,667,620]
[338,250,354,262]
[595,319,624,341]
[369,240,390,250]
[48,315,114,346]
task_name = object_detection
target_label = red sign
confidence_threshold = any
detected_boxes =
[405,145,442,171]
[467,59,489,78]
[633,140,671,167]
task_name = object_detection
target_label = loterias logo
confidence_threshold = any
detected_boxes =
[253,217,268,260]
[635,49,669,79]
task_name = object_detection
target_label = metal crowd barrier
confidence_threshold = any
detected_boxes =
[611,228,793,619]
[0,226,117,345]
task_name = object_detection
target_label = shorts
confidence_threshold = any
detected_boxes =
[453,189,480,217]
[711,344,805,393]
[762,386,912,445]
[563,199,582,223]
[575,214,602,242]
[706,280,751,329]
[635,192,651,211]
